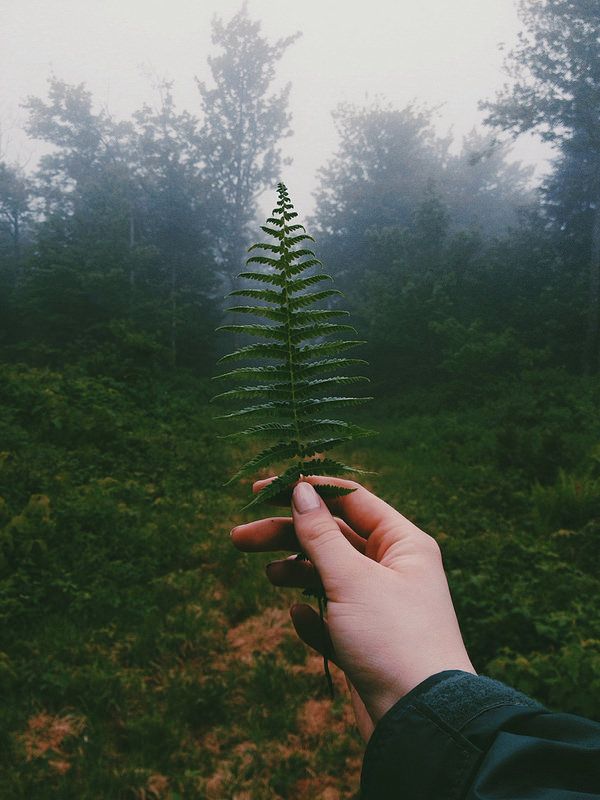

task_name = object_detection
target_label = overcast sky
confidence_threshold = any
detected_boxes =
[1,0,553,217]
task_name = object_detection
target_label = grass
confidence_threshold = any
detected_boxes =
[0,359,599,797]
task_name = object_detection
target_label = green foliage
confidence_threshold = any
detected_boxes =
[214,183,373,508]
[198,6,300,276]
[0,350,599,796]
[481,0,600,371]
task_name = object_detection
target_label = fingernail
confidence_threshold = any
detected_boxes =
[293,482,320,514]
[229,527,237,537]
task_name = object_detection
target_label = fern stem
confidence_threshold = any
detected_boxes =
[318,593,334,699]
[281,219,303,455]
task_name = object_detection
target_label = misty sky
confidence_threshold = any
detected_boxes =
[1,0,553,217]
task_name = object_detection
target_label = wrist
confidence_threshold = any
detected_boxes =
[363,657,477,724]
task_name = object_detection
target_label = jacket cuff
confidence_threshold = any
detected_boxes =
[360,670,545,800]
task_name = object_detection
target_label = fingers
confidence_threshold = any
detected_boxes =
[265,555,323,593]
[291,481,362,590]
[252,474,414,541]
[290,603,336,663]
[232,517,299,551]
[231,515,366,555]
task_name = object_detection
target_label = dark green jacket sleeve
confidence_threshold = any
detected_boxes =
[360,670,600,799]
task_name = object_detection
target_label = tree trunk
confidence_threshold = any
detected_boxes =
[585,201,600,373]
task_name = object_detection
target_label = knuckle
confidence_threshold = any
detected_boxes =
[417,533,442,559]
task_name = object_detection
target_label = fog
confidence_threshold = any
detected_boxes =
[2,0,551,216]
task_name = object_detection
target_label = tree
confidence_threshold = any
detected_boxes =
[311,101,452,294]
[132,82,217,365]
[481,0,600,371]
[197,4,300,288]
[0,162,32,276]
[446,130,534,236]
[22,79,139,344]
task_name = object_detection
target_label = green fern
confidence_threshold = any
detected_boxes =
[214,182,374,509]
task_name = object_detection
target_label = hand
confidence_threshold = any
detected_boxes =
[230,476,476,741]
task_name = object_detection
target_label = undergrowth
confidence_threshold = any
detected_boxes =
[0,358,599,797]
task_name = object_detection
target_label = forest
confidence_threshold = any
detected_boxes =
[1,1,599,797]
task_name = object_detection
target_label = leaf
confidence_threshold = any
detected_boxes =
[213,365,290,382]
[217,342,289,362]
[237,271,285,286]
[294,340,366,360]
[248,242,281,254]
[287,274,331,292]
[299,437,354,456]
[288,309,350,324]
[226,306,286,322]
[313,484,358,499]
[287,234,315,245]
[241,462,305,508]
[220,422,296,439]
[301,457,374,476]
[215,401,293,419]
[244,478,358,509]
[287,259,319,276]
[290,323,357,343]
[260,226,284,238]
[215,182,374,507]
[212,384,292,403]
[298,419,375,438]
[289,289,343,309]
[246,255,281,267]
[288,248,316,260]
[296,396,374,416]
[225,441,301,485]
[295,376,370,397]
[228,288,284,304]
[217,324,287,341]
[293,358,369,378]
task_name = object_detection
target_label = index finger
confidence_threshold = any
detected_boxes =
[252,474,414,540]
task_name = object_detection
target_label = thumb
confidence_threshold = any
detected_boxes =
[292,481,360,588]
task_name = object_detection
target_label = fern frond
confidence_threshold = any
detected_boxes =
[245,255,281,267]
[212,384,292,403]
[215,401,293,419]
[225,441,301,485]
[299,419,374,438]
[213,365,290,382]
[260,226,284,238]
[293,358,369,377]
[220,422,296,439]
[289,290,342,309]
[288,247,321,266]
[228,288,284,303]
[248,242,281,253]
[237,271,285,286]
[290,323,357,344]
[216,324,287,341]
[287,274,330,292]
[217,342,289,362]
[294,376,369,397]
[226,306,287,322]
[296,396,374,416]
[294,340,366,360]
[215,182,374,510]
